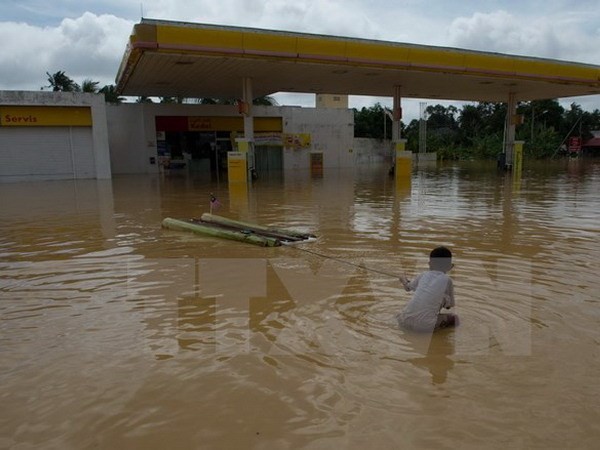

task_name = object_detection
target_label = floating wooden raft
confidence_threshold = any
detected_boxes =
[162,213,316,247]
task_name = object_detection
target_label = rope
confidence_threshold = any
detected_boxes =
[552,115,582,159]
[281,242,400,279]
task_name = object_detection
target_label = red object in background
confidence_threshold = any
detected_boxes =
[237,100,249,115]
[568,136,582,153]
[155,116,188,131]
[393,107,402,121]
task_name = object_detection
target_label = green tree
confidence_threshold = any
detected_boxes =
[197,98,236,105]
[136,96,154,103]
[582,109,600,139]
[99,85,124,104]
[253,96,278,106]
[160,96,188,104]
[404,119,420,152]
[516,100,557,158]
[458,104,484,147]
[81,79,99,93]
[526,126,561,159]
[426,104,458,131]
[196,96,277,106]
[532,99,564,133]
[470,133,504,159]
[474,102,506,136]
[456,102,506,159]
[353,103,395,139]
[45,71,79,92]
[422,104,460,156]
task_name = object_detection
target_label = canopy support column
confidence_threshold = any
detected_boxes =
[231,77,255,182]
[391,85,411,184]
[392,85,402,140]
[503,92,517,170]
[242,77,254,144]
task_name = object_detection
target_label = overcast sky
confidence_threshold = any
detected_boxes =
[1,0,599,121]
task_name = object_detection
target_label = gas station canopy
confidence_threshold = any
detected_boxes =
[116,19,600,103]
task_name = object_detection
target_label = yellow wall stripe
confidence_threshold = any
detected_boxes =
[0,106,92,127]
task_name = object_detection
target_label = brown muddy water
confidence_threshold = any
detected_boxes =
[1,160,599,449]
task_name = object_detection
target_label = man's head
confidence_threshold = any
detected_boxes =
[429,246,453,272]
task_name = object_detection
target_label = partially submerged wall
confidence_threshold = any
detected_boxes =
[353,138,393,164]
[106,103,355,174]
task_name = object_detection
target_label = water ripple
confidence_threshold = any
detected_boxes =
[1,162,599,448]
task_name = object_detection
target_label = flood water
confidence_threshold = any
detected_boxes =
[1,160,599,449]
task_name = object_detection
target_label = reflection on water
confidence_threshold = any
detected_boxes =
[1,160,600,448]
[405,329,455,385]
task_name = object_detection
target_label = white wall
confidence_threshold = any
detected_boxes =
[107,103,240,174]
[89,98,111,179]
[280,106,354,169]
[353,138,393,164]
[106,104,149,174]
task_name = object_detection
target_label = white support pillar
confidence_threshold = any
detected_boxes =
[392,85,402,140]
[503,92,517,169]
[391,85,411,180]
[241,77,255,178]
[242,77,254,142]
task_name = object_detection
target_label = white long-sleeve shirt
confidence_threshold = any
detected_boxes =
[398,270,454,332]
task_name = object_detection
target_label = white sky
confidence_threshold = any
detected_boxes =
[1,0,599,122]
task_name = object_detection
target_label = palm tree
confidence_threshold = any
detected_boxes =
[160,96,187,104]
[136,96,154,103]
[253,96,278,106]
[99,85,124,104]
[45,71,79,92]
[81,79,100,93]
[196,96,277,106]
[198,97,235,105]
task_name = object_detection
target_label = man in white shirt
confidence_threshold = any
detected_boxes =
[397,246,458,332]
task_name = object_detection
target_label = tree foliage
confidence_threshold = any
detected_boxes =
[354,99,600,159]
[45,71,80,92]
[253,96,278,106]
[159,96,185,104]
[45,71,126,105]
[136,96,154,103]
[353,103,394,139]
[99,85,124,104]
[194,96,278,106]
[81,79,99,93]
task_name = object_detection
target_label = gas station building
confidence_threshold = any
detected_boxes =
[1,18,600,182]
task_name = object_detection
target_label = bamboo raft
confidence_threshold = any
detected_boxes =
[162,213,316,247]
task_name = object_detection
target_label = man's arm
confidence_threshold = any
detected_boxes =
[400,273,421,292]
[442,278,455,309]
[399,273,411,291]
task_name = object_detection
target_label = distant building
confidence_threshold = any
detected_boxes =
[316,94,348,109]
[582,130,600,156]
[0,90,357,182]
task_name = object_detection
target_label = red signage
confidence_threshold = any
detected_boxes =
[568,137,582,153]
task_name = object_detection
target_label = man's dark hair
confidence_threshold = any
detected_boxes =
[429,246,452,271]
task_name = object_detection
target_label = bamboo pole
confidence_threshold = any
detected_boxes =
[200,213,315,241]
[162,217,281,247]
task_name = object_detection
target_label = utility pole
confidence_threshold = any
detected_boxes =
[419,102,427,154]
